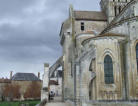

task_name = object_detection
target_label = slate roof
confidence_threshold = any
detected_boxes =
[74,11,107,21]
[11,73,40,81]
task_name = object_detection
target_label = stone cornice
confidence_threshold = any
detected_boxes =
[81,33,126,46]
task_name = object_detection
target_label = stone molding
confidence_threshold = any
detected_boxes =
[101,16,138,34]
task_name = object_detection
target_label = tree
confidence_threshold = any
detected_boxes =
[3,83,21,100]
[24,81,41,99]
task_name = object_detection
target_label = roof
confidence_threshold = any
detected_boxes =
[74,11,107,21]
[49,80,58,85]
[11,73,40,81]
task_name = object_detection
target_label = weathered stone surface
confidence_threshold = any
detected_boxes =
[42,0,138,106]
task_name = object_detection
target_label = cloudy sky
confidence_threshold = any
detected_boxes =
[0,0,101,79]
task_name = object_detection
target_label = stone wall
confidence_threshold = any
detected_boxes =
[101,2,138,100]
[75,20,107,35]
[62,33,74,100]
[95,38,123,100]
[12,81,42,100]
[82,101,138,106]
[77,37,125,101]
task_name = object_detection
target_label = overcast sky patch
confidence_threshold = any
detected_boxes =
[0,0,100,78]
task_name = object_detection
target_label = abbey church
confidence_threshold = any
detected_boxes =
[42,0,138,106]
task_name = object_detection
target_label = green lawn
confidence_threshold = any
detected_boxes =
[0,100,40,106]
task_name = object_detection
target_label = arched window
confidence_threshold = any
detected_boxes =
[136,43,138,71]
[104,55,114,84]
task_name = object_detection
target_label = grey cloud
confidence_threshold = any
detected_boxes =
[0,0,101,78]
[0,21,61,63]
[0,0,38,17]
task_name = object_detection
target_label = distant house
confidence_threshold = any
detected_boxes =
[11,73,40,81]
[0,78,11,101]
[11,72,42,100]
[49,70,62,96]
[0,72,42,101]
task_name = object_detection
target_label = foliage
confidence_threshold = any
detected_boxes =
[0,100,40,106]
[24,82,41,99]
[3,83,21,99]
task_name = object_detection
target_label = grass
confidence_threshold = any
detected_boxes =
[0,100,40,106]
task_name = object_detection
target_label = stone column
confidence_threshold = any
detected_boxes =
[41,63,49,101]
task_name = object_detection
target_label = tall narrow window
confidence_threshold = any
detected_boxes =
[81,22,84,31]
[136,43,138,71]
[114,6,117,16]
[104,55,114,84]
[119,6,122,13]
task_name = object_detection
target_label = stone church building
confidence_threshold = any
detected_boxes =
[42,0,138,106]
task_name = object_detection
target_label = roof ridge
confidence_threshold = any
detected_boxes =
[74,10,107,21]
[11,72,40,81]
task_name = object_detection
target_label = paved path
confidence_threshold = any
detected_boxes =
[45,96,73,106]
[49,96,62,102]
[45,96,67,106]
[45,102,67,106]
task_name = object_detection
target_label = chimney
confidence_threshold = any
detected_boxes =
[38,72,40,79]
[44,63,49,73]
[10,71,13,79]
